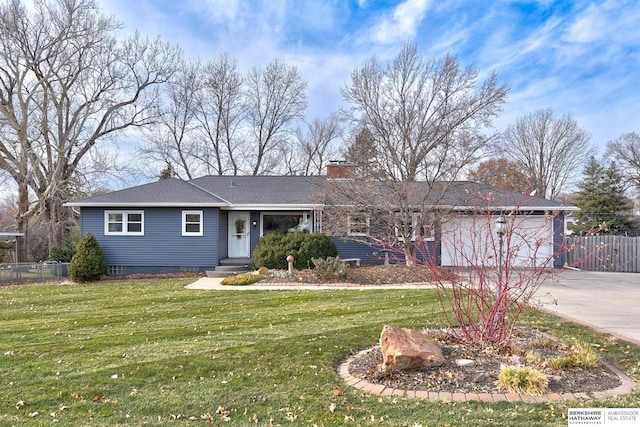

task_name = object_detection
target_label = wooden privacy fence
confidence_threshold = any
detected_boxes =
[565,236,640,273]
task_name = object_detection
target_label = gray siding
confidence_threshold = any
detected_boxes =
[219,210,228,260]
[331,238,385,264]
[80,207,219,273]
[250,211,261,254]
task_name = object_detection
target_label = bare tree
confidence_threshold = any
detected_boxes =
[0,0,180,260]
[138,60,201,179]
[605,131,640,193]
[195,52,245,175]
[500,108,595,200]
[335,43,508,263]
[282,114,342,175]
[245,59,307,175]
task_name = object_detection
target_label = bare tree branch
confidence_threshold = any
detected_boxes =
[500,108,595,200]
[333,43,508,263]
[245,59,307,175]
[0,0,180,259]
[605,131,640,193]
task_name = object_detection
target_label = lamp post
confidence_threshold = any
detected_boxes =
[495,215,505,281]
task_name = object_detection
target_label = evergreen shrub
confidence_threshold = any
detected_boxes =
[252,232,337,269]
[50,241,77,262]
[69,233,107,282]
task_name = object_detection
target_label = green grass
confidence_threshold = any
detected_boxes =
[0,280,638,426]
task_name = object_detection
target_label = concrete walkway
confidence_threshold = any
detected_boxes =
[187,270,640,344]
[536,270,640,345]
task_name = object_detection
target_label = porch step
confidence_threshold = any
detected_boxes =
[206,258,252,278]
[205,270,249,278]
[219,257,252,267]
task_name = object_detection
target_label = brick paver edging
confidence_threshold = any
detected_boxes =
[337,348,637,402]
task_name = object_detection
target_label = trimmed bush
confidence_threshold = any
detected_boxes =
[498,366,548,396]
[50,241,77,262]
[69,233,107,282]
[221,272,264,286]
[312,256,348,280]
[252,232,337,269]
[547,344,600,370]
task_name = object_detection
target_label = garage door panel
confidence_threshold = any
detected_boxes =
[441,215,553,268]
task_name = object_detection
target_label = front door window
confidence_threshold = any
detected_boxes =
[228,212,250,257]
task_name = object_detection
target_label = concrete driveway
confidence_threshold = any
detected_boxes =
[536,270,640,345]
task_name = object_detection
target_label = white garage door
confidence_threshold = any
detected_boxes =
[440,215,554,268]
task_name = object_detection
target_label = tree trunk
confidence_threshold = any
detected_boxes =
[15,182,30,262]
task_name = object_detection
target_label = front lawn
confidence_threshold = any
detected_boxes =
[0,279,638,426]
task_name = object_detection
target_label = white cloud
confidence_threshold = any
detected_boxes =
[563,1,640,45]
[371,0,432,44]
[563,3,611,43]
[200,0,241,22]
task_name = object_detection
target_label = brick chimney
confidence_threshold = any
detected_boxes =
[326,160,356,179]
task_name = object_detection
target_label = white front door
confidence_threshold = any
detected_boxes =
[228,212,250,257]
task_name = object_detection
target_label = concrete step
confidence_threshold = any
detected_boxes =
[215,265,250,272]
[205,264,251,278]
[206,270,239,278]
[219,257,251,267]
[205,258,253,278]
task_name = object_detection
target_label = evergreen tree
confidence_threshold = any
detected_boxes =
[159,162,176,180]
[570,157,636,235]
[344,127,379,178]
[70,233,107,282]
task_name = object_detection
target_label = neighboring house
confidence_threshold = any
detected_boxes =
[65,164,576,275]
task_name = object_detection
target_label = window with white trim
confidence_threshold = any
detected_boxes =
[105,211,144,235]
[182,210,203,236]
[347,213,370,236]
[395,212,434,242]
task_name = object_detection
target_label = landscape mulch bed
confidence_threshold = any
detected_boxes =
[263,264,456,285]
[347,327,622,395]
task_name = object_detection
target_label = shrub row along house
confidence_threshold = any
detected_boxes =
[66,163,576,276]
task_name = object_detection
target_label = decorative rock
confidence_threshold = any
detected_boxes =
[510,355,526,366]
[454,359,475,367]
[472,372,491,383]
[379,325,445,372]
[254,267,269,276]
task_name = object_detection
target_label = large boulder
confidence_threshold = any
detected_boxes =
[379,325,445,371]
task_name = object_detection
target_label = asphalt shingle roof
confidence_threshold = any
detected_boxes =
[65,178,227,207]
[66,175,575,211]
[189,175,325,205]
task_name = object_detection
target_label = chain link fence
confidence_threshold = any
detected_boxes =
[0,262,70,284]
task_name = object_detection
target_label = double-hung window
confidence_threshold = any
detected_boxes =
[182,210,203,236]
[347,213,370,236]
[105,211,144,235]
[395,212,434,242]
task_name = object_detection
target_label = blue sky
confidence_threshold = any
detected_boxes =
[101,0,640,154]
